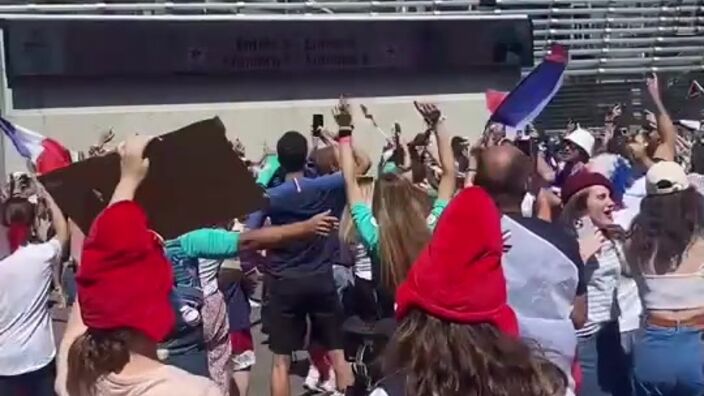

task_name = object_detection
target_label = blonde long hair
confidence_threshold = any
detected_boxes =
[373,173,432,292]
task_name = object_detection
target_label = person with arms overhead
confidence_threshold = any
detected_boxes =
[0,178,69,396]
[61,135,223,396]
[245,120,371,396]
[338,100,456,318]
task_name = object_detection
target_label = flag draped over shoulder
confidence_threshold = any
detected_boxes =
[0,116,72,174]
[488,44,569,130]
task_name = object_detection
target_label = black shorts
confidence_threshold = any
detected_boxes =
[267,271,344,355]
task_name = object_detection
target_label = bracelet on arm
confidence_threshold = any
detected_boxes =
[339,136,352,144]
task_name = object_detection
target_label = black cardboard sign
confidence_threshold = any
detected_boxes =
[39,117,266,239]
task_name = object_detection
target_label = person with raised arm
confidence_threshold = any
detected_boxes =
[338,99,455,315]
[243,120,370,396]
[55,135,222,396]
[642,73,677,162]
[54,134,341,396]
[0,178,69,396]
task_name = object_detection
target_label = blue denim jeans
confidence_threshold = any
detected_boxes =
[577,321,633,396]
[632,324,704,396]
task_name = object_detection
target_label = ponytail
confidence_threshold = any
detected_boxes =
[67,329,131,396]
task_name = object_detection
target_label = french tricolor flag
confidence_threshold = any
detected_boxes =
[488,43,569,130]
[0,116,72,175]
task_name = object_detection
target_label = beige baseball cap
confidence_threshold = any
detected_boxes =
[645,161,690,196]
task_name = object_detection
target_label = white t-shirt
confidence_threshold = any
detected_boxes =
[0,239,62,375]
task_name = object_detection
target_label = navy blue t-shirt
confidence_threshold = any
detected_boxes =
[246,172,346,278]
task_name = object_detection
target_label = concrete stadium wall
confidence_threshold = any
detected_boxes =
[1,70,519,174]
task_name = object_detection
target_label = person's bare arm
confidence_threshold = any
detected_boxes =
[647,73,677,161]
[55,303,87,396]
[109,135,154,205]
[239,211,338,251]
[415,102,455,200]
[351,142,372,175]
[335,98,365,205]
[41,189,68,248]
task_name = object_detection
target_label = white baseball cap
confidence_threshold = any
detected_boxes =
[646,161,690,196]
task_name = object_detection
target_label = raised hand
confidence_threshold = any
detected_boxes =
[333,97,353,128]
[117,134,154,184]
[233,138,246,157]
[579,228,606,262]
[646,73,662,102]
[89,129,115,157]
[414,101,442,128]
[605,104,622,124]
[333,97,353,140]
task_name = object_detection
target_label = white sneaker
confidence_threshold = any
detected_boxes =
[303,365,321,391]
[248,298,261,308]
[318,368,337,393]
[179,305,201,326]
[232,350,256,371]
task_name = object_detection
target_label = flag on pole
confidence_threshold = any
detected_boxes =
[0,117,72,174]
[489,43,569,130]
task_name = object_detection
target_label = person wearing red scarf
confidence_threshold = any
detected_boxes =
[371,187,566,396]
[0,186,68,396]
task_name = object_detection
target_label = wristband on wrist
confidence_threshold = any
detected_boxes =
[338,127,353,138]
[339,136,352,144]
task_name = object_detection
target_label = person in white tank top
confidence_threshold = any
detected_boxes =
[624,161,704,396]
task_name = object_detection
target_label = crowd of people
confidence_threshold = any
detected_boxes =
[0,72,703,396]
